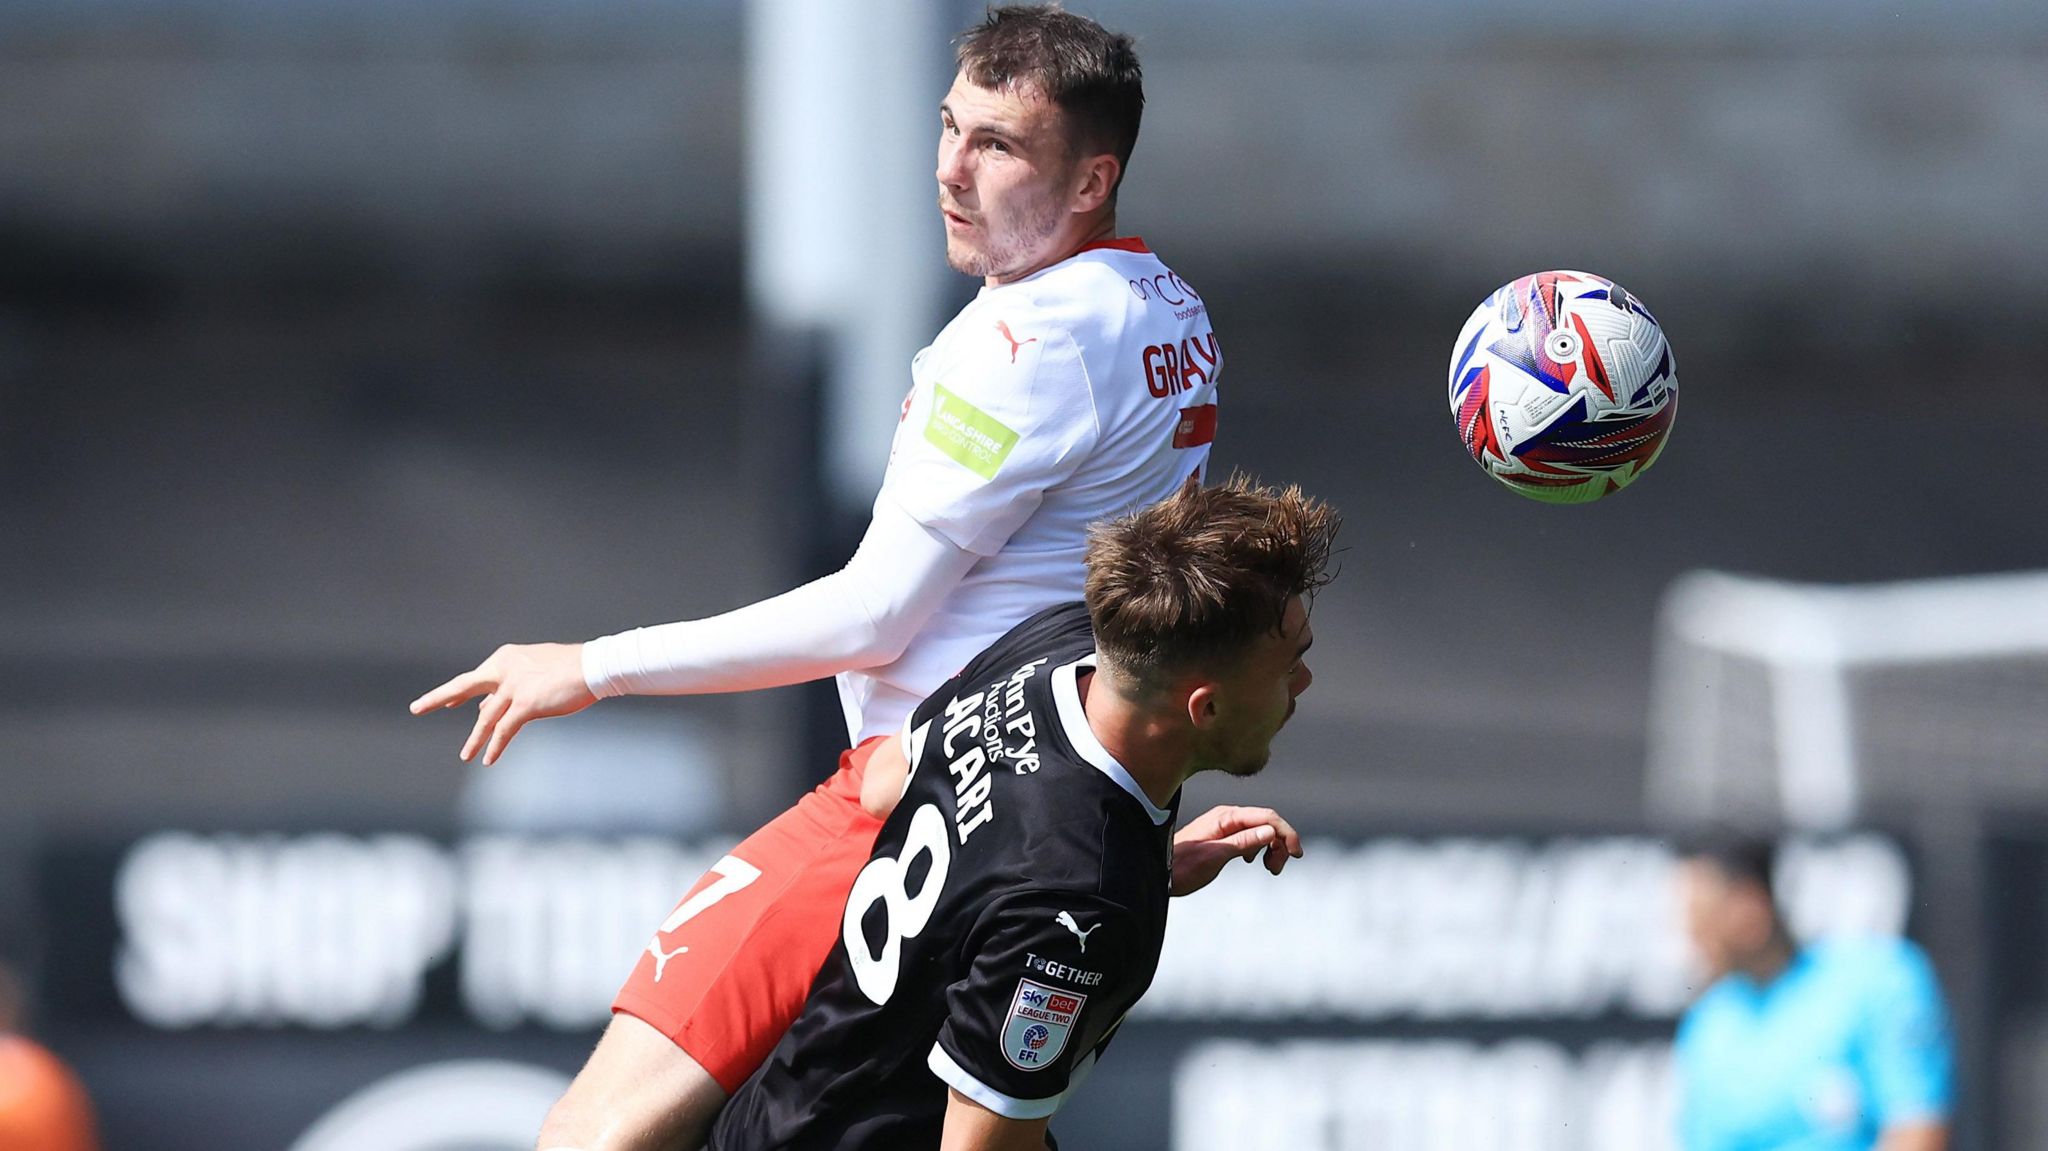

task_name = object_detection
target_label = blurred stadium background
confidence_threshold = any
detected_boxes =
[4,0,2047,1148]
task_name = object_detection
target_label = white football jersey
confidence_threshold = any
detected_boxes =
[837,238,1221,741]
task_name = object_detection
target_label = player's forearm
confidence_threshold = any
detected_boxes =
[939,1089,1053,1151]
[582,572,888,697]
[582,500,977,699]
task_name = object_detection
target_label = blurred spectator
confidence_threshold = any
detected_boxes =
[0,961,99,1151]
[1674,832,1952,1151]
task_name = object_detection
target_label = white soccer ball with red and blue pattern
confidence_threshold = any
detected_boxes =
[1447,270,1678,504]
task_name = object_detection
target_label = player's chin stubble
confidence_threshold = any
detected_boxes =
[1221,749,1272,779]
[942,192,1065,280]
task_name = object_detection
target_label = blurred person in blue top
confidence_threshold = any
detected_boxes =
[1674,831,1953,1151]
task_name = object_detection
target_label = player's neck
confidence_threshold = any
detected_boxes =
[1735,934,1796,986]
[1075,668,1189,810]
[984,212,1120,288]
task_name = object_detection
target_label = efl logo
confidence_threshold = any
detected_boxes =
[1002,978,1086,1071]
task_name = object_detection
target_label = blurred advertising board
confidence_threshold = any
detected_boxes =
[30,831,1912,1151]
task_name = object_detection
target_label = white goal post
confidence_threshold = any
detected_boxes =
[1647,568,2048,831]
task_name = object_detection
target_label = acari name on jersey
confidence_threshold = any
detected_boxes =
[940,691,996,844]
[938,657,1054,844]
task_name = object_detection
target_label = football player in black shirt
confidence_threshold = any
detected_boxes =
[710,475,1338,1150]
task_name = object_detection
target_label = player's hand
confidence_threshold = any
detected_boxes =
[858,735,911,821]
[408,642,596,765]
[1169,805,1303,896]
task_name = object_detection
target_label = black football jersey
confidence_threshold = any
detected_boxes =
[710,602,1178,1150]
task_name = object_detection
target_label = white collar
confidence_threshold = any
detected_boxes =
[1050,654,1172,826]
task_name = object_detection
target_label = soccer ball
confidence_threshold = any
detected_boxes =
[1448,271,1678,503]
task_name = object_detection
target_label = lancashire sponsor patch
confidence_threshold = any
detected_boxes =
[1001,978,1085,1071]
[925,384,1019,480]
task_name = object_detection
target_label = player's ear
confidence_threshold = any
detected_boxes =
[1185,682,1221,730]
[1070,152,1120,213]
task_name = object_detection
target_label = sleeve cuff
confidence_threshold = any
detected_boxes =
[928,1043,1065,1121]
[581,632,627,699]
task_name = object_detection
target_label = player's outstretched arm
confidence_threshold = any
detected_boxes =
[1169,805,1303,896]
[580,502,979,700]
[940,1088,1055,1151]
[410,500,978,763]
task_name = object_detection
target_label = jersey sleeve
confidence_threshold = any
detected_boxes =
[581,499,981,698]
[927,891,1148,1120]
[881,323,1100,556]
[1861,941,1954,1126]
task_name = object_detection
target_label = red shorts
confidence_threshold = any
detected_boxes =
[612,737,888,1094]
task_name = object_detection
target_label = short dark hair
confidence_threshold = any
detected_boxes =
[1677,826,1778,892]
[1084,475,1339,689]
[955,5,1145,196]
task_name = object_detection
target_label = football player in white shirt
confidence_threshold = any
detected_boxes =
[410,8,1299,1149]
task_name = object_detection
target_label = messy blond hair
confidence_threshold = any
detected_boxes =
[1084,475,1339,688]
